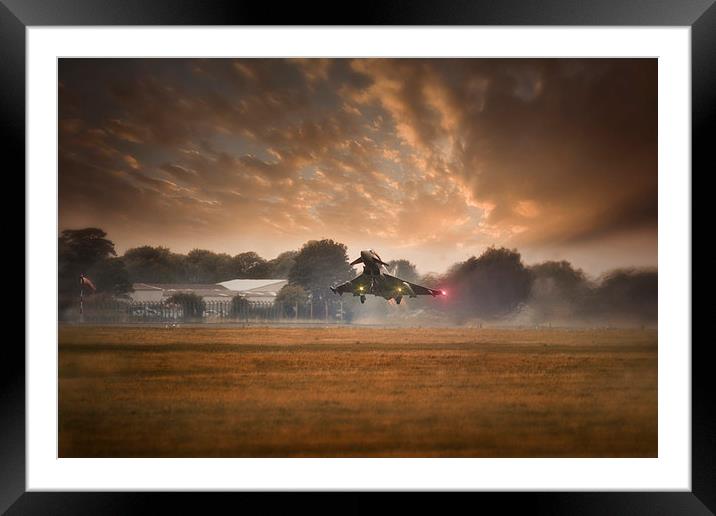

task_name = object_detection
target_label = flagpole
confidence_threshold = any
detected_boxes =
[79,274,84,323]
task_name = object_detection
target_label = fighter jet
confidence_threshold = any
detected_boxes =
[330,249,445,304]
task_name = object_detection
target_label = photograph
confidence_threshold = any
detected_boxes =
[57,57,658,458]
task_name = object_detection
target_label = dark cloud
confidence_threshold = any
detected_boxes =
[59,58,657,274]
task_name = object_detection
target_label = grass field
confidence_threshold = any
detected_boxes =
[58,325,657,457]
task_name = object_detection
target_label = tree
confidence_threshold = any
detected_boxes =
[123,246,184,283]
[446,246,532,319]
[231,252,270,278]
[121,247,293,283]
[58,228,128,300]
[418,273,443,288]
[59,228,116,271]
[267,251,298,278]
[186,249,233,282]
[528,261,590,323]
[590,268,657,323]
[87,257,133,296]
[274,284,309,317]
[230,295,250,317]
[288,239,354,300]
[387,259,420,283]
[275,284,308,305]
[165,292,205,320]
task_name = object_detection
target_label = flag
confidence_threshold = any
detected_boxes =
[79,274,96,292]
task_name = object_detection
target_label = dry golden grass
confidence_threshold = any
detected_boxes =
[59,325,657,457]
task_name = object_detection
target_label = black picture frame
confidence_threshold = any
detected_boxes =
[7,0,709,513]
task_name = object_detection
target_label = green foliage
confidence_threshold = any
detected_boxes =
[87,257,133,296]
[81,292,119,305]
[165,292,205,320]
[59,228,116,268]
[275,284,308,306]
[275,284,309,317]
[230,295,250,316]
[528,260,590,322]
[418,273,442,288]
[58,228,130,300]
[267,251,298,279]
[591,268,657,322]
[387,259,420,283]
[122,247,293,283]
[446,246,532,319]
[230,252,271,279]
[288,239,354,300]
[525,262,657,324]
[186,249,233,282]
[123,246,183,283]
[530,261,587,287]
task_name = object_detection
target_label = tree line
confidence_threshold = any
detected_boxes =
[441,246,657,325]
[59,227,657,325]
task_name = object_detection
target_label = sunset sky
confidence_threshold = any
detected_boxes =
[59,58,657,276]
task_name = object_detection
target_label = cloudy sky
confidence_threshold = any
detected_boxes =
[59,58,657,275]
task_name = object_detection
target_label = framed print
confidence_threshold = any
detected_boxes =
[8,0,710,513]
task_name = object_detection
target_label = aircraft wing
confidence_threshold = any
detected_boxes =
[330,273,369,295]
[383,274,444,297]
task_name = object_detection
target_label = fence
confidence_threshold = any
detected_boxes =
[61,299,346,324]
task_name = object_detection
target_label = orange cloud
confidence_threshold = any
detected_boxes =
[58,58,657,274]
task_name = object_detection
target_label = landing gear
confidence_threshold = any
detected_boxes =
[395,296,402,305]
[360,295,366,304]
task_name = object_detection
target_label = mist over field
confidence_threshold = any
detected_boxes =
[59,228,656,328]
[350,248,656,328]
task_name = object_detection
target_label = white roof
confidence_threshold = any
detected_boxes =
[217,279,287,292]
[132,283,164,291]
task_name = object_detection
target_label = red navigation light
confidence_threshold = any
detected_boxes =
[441,289,447,296]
